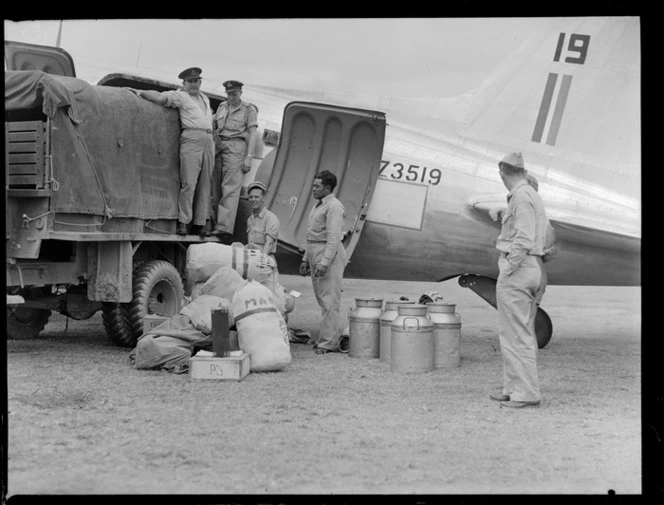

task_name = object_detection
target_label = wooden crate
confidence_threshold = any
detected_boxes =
[189,353,251,381]
[143,314,169,334]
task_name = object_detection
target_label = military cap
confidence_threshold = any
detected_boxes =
[178,67,202,81]
[500,152,525,170]
[223,80,244,92]
[247,181,267,194]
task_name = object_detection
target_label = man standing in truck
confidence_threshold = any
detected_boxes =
[133,67,215,236]
[211,80,258,240]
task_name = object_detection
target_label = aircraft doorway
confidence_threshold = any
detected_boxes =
[254,101,386,274]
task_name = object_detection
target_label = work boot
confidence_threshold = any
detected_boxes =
[199,220,214,237]
[176,222,189,235]
[212,227,234,243]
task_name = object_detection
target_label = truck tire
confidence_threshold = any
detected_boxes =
[102,302,134,347]
[126,260,184,343]
[7,307,51,340]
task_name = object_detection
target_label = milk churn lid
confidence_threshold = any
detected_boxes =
[418,291,444,304]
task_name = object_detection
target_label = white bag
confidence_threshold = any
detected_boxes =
[186,242,276,284]
[231,281,291,372]
[198,266,248,301]
[256,270,295,316]
[179,295,232,334]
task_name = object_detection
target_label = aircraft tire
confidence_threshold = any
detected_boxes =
[535,306,553,349]
[6,307,51,340]
[126,260,184,342]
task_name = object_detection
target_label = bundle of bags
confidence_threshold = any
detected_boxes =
[129,294,233,373]
[187,242,294,316]
[131,242,294,374]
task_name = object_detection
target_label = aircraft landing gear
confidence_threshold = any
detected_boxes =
[458,274,552,349]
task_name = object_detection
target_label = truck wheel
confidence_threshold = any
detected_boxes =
[102,302,134,347]
[127,260,184,342]
[7,307,51,340]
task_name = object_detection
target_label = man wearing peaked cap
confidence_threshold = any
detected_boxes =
[178,67,202,80]
[491,152,551,409]
[245,180,280,259]
[211,79,259,239]
[134,66,214,236]
[223,80,244,92]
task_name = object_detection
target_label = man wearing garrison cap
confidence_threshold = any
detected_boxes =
[245,180,280,260]
[490,152,550,409]
[211,80,259,240]
[133,67,214,236]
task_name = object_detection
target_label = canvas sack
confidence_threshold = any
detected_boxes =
[186,242,276,283]
[231,280,291,372]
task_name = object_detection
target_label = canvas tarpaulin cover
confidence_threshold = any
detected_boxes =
[5,70,182,219]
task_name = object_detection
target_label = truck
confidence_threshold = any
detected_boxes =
[5,40,387,348]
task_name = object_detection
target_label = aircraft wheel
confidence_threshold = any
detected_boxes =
[126,260,184,341]
[535,306,553,349]
[7,306,51,340]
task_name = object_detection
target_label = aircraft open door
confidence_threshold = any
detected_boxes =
[257,101,386,274]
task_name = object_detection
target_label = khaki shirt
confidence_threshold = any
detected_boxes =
[214,100,258,139]
[496,179,548,274]
[162,90,213,130]
[246,207,280,254]
[303,193,346,267]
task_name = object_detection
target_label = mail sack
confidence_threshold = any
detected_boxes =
[179,295,232,334]
[231,280,291,372]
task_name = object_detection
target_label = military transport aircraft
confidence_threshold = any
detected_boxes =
[5,17,640,348]
[222,16,640,347]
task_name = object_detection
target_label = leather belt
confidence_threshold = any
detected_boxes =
[220,136,244,141]
[307,240,327,244]
[501,252,543,258]
[183,127,212,134]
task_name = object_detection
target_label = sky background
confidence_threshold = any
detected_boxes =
[4,18,552,98]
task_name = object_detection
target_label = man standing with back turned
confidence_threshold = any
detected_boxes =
[299,171,347,355]
[490,152,549,408]
[211,80,258,240]
[134,67,214,236]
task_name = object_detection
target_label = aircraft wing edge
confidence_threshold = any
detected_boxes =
[469,199,641,253]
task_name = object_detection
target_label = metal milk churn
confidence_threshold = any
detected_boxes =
[379,300,414,363]
[427,302,461,368]
[390,304,434,373]
[348,297,383,358]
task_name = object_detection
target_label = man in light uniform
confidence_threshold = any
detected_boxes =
[491,152,549,408]
[298,171,347,355]
[211,80,258,240]
[134,67,214,236]
[245,181,280,259]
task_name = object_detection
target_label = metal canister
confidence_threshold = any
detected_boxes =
[348,297,383,358]
[427,302,461,368]
[379,300,414,363]
[390,304,433,373]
